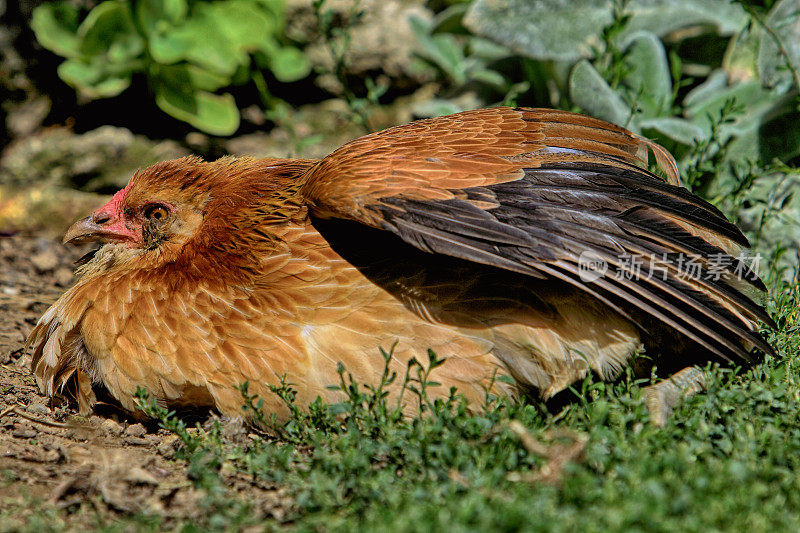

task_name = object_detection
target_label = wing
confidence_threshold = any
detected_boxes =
[300,107,774,363]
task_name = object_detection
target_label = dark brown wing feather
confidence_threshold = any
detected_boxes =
[300,107,775,363]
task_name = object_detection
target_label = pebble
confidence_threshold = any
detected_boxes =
[123,436,149,446]
[23,403,51,416]
[124,423,147,438]
[53,267,74,286]
[124,466,159,485]
[2,286,20,296]
[30,249,59,273]
[100,418,124,436]
[12,425,37,439]
[156,435,180,457]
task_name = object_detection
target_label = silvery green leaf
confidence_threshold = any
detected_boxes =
[624,31,671,116]
[465,0,747,61]
[639,117,707,145]
[569,60,631,125]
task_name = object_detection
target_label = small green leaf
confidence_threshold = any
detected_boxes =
[31,2,81,58]
[569,60,631,125]
[267,46,312,82]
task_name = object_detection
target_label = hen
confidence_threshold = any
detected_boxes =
[29,107,774,425]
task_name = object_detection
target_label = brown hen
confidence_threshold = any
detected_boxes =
[29,107,774,425]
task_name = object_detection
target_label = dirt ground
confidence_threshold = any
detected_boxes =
[0,234,291,527]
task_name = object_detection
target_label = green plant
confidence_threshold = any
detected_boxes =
[407,5,528,116]
[31,0,311,135]
[309,0,388,132]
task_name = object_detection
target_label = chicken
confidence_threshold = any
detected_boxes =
[28,107,774,425]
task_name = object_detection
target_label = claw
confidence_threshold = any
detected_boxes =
[643,367,706,427]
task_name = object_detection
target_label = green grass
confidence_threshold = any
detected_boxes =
[5,199,799,533]
[123,265,800,532]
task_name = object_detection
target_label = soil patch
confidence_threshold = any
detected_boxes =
[0,235,291,528]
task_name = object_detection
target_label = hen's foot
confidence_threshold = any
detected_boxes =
[643,366,706,427]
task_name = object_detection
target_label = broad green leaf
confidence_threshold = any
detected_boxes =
[230,62,252,86]
[80,76,133,98]
[153,67,239,134]
[251,0,285,22]
[213,0,276,49]
[31,2,81,58]
[684,76,780,136]
[166,1,275,75]
[148,31,192,64]
[77,1,144,62]
[156,88,240,135]
[267,46,312,82]
[169,19,243,75]
[465,0,747,61]
[758,0,800,87]
[638,116,707,145]
[152,63,230,91]
[624,32,671,117]
[569,60,631,125]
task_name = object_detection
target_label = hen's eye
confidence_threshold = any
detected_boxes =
[144,204,169,222]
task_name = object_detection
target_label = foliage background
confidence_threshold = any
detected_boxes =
[1,0,799,530]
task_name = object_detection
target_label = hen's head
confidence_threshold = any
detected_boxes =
[64,156,315,254]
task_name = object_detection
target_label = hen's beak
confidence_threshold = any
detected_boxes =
[63,216,103,245]
[63,214,137,245]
